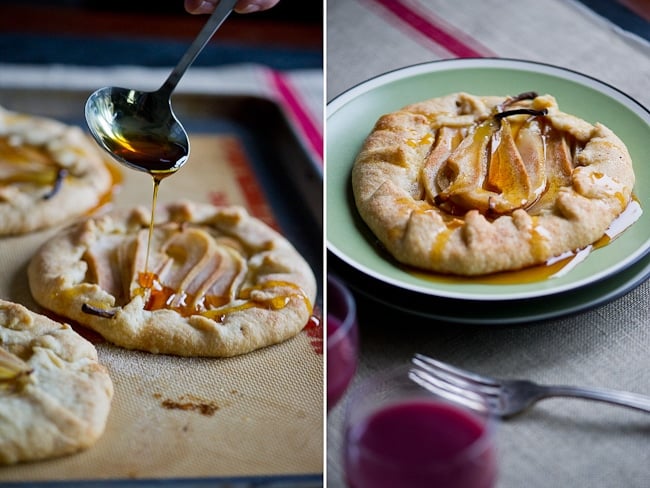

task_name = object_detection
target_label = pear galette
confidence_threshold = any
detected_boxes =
[28,201,317,357]
[0,299,113,465]
[351,92,636,276]
[0,105,113,235]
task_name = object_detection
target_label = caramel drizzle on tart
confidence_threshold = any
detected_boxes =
[80,222,312,321]
[422,94,576,218]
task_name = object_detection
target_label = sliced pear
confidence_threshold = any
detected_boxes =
[485,118,532,213]
[0,137,52,167]
[0,137,61,189]
[129,227,247,314]
[437,117,498,200]
[421,126,463,202]
[526,125,574,214]
[198,246,247,309]
[515,117,546,200]
[0,346,32,388]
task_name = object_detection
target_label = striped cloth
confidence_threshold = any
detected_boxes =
[327,0,650,110]
[0,63,323,171]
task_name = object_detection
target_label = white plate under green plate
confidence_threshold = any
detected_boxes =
[327,59,650,301]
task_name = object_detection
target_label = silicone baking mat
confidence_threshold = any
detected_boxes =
[0,90,323,484]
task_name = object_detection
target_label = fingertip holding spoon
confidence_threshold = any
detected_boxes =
[85,0,237,177]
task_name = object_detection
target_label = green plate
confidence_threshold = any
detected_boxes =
[329,250,650,324]
[327,59,650,301]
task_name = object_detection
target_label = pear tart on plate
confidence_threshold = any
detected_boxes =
[0,299,113,465]
[0,106,113,235]
[352,92,636,276]
[28,201,317,357]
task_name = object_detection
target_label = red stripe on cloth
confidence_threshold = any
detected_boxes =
[367,0,491,58]
[617,0,650,22]
[267,70,324,166]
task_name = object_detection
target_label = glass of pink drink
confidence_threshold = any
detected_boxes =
[327,275,358,411]
[344,365,498,488]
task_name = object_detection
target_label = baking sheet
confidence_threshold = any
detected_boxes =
[0,87,323,485]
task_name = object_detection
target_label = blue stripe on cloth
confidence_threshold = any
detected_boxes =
[0,33,322,70]
[574,0,650,41]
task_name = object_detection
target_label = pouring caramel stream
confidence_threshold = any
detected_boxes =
[108,131,187,277]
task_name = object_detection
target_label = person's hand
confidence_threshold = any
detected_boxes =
[185,0,280,14]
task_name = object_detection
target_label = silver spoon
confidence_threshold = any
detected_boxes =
[85,0,237,177]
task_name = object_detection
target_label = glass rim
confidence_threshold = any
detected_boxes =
[327,274,357,345]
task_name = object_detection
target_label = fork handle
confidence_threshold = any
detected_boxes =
[540,385,650,413]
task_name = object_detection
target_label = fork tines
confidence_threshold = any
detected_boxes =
[409,354,498,412]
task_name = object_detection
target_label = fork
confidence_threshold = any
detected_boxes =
[409,353,650,418]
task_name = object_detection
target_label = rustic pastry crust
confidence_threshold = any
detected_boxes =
[352,92,636,275]
[0,299,113,465]
[28,201,317,357]
[0,105,113,235]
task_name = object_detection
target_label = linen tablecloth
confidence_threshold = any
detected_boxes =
[326,1,650,487]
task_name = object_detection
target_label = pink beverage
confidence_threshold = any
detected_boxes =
[327,313,357,409]
[327,275,358,410]
[345,399,497,488]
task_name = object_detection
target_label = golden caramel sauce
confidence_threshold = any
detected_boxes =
[201,302,256,321]
[406,253,575,286]
[430,227,454,260]
[144,177,161,274]
[405,133,434,148]
[138,270,206,316]
[135,272,311,321]
[109,134,187,175]
[201,280,312,322]
[102,129,188,276]
[107,133,187,275]
[406,196,642,286]
[136,271,198,315]
[104,157,124,184]
[85,158,124,215]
